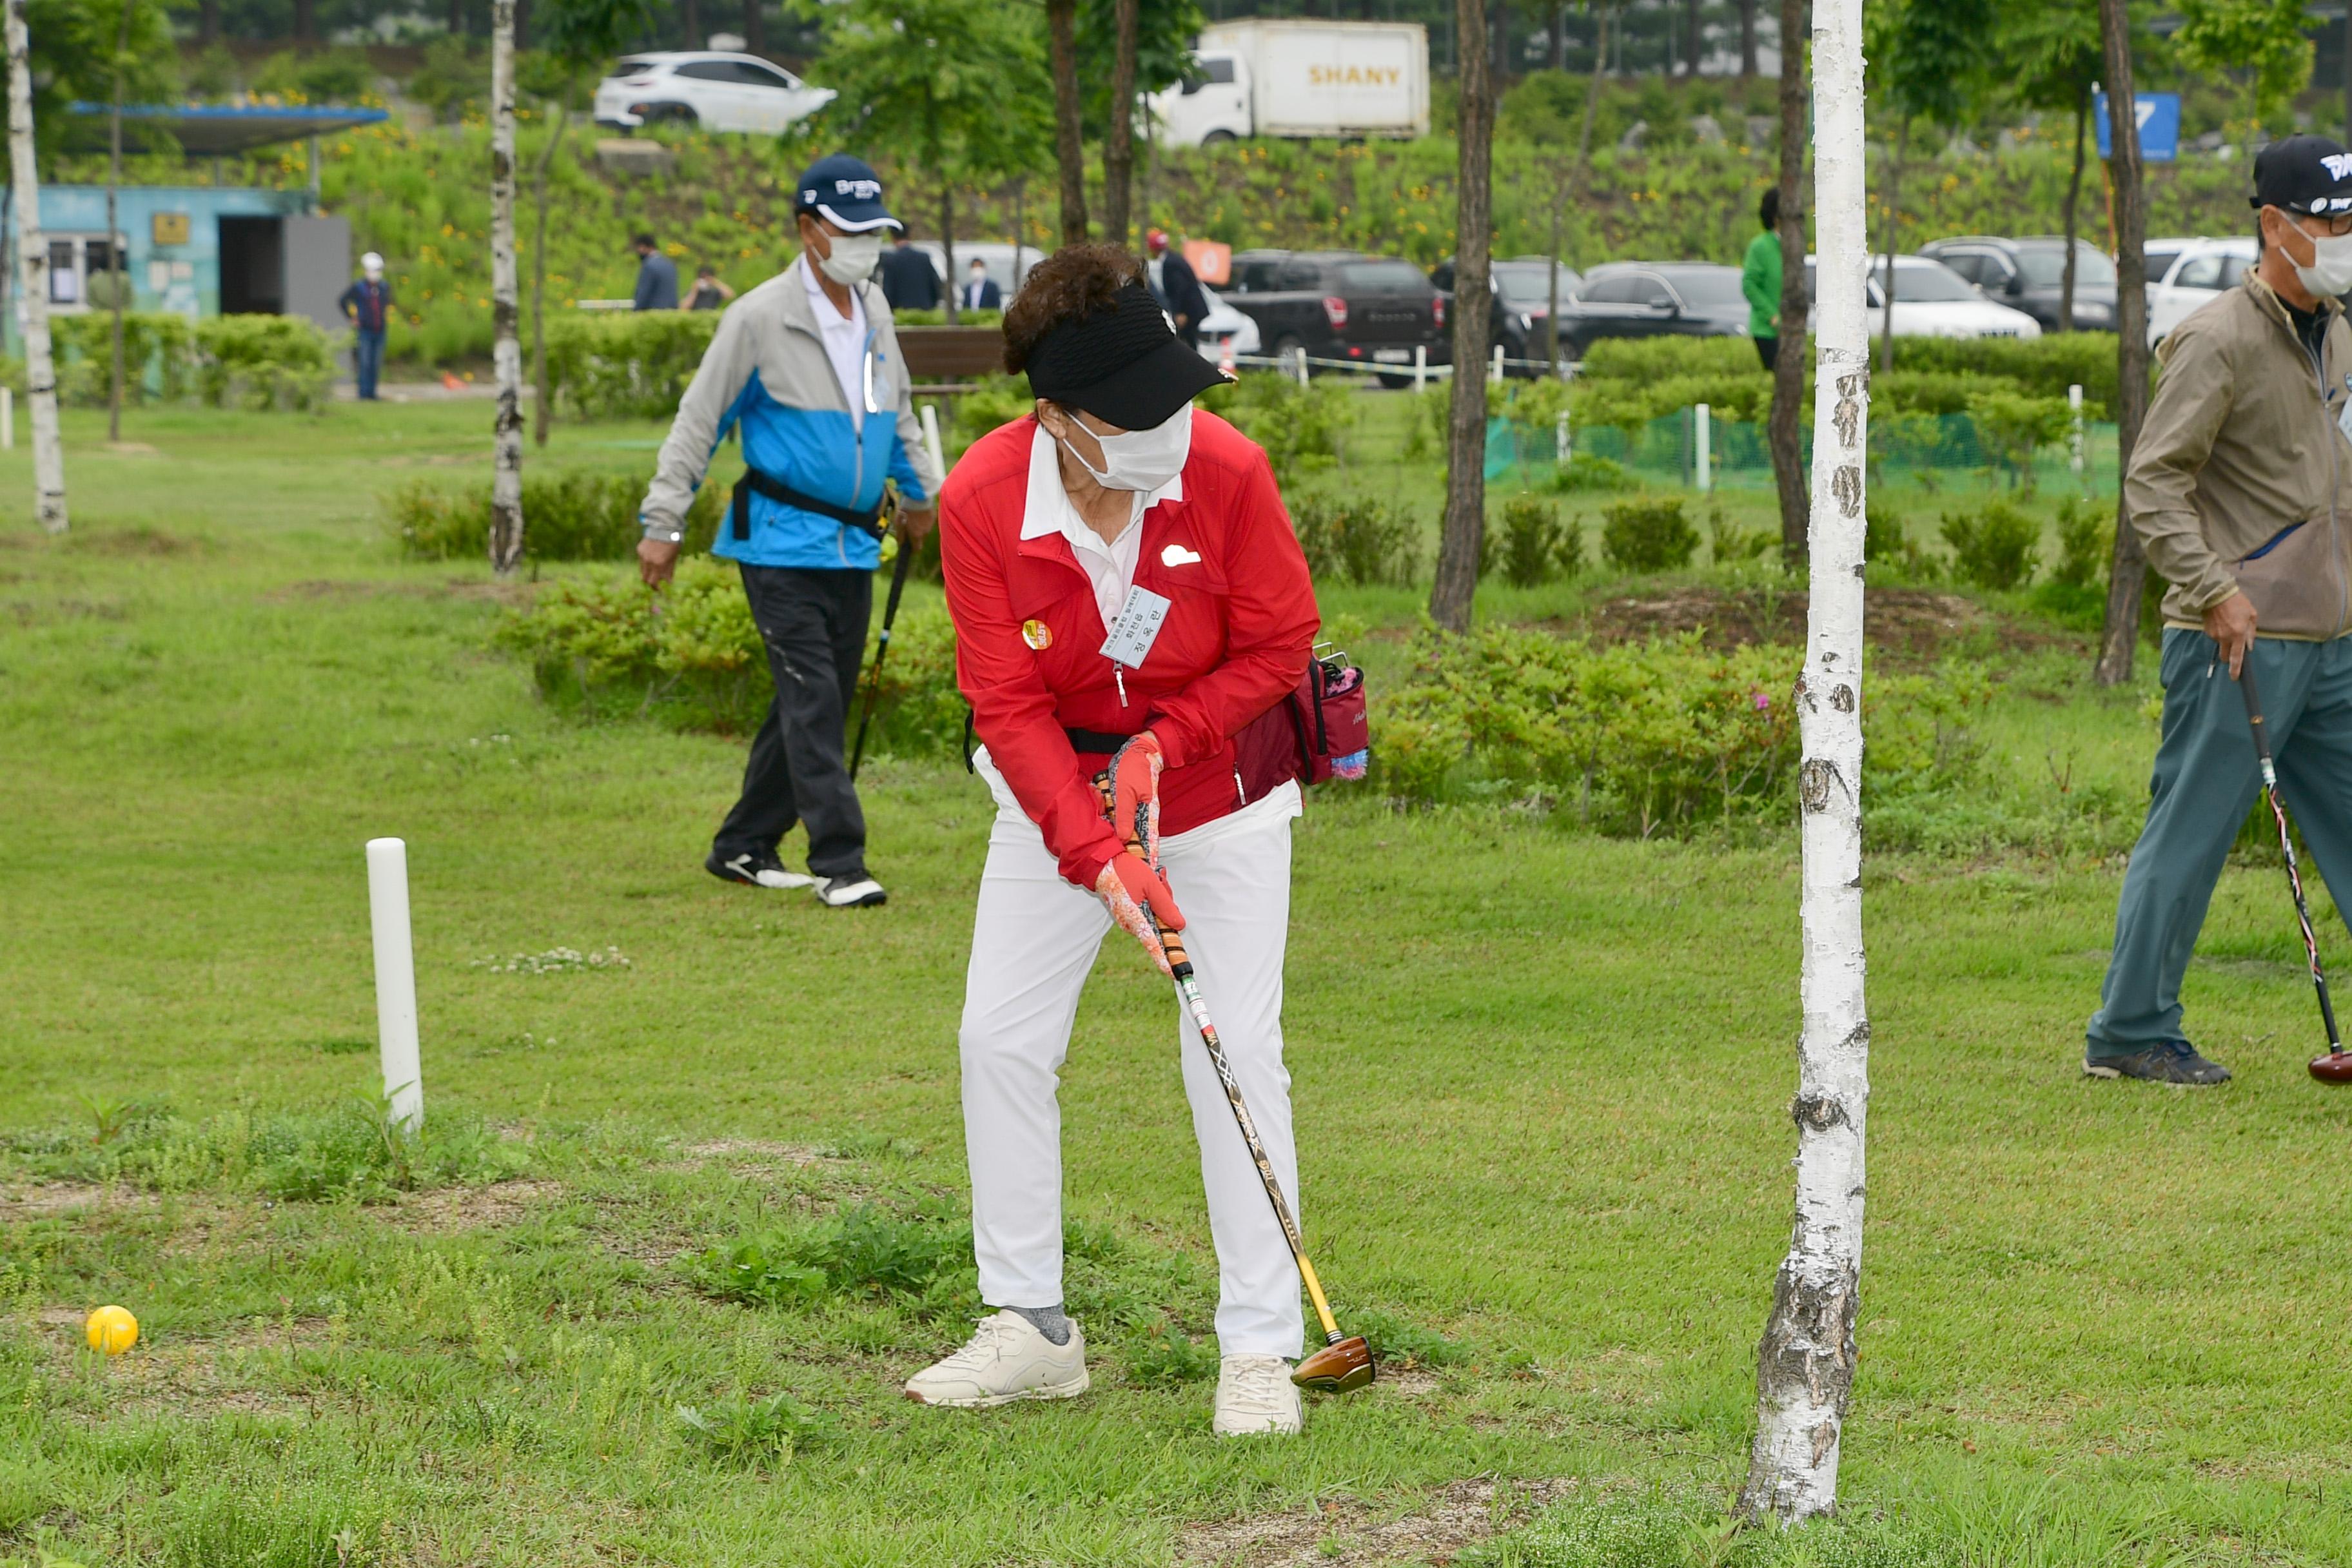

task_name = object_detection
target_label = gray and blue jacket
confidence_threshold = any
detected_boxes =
[640,260,940,571]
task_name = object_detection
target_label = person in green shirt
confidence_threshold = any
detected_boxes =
[1742,188,1785,370]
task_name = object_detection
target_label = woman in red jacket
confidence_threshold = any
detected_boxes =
[903,246,1321,1436]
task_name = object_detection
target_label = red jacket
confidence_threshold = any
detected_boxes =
[939,410,1319,887]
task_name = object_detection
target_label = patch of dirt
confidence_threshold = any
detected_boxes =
[1178,1476,1583,1567]
[37,1307,334,1422]
[383,1179,563,1233]
[0,1181,148,1220]
[6,596,129,627]
[678,1138,834,1164]
[103,441,162,455]
[61,525,204,556]
[1560,586,2074,661]
[264,578,531,607]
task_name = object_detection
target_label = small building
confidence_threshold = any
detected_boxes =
[8,104,386,349]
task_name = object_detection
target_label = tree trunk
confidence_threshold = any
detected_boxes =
[2059,88,2086,333]
[199,0,217,42]
[1103,0,1139,248]
[6,0,64,533]
[447,0,462,39]
[1877,115,1903,373]
[106,0,129,444]
[1571,5,1608,195]
[681,0,697,48]
[1683,0,1701,74]
[489,0,525,574]
[1048,0,1088,244]
[2094,0,2151,686]
[1551,3,1565,71]
[531,84,573,449]
[1736,0,1868,1524]
[1739,0,1758,77]
[513,0,529,47]
[1430,0,1493,634]
[1770,0,1807,565]
[1547,156,1565,375]
[940,179,959,325]
[295,0,314,44]
[741,0,761,56]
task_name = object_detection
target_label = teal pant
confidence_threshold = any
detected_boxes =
[2088,629,2352,1057]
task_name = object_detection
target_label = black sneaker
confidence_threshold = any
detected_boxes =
[814,872,887,908]
[706,848,816,890]
[2083,1040,2232,1086]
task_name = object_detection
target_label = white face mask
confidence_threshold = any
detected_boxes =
[814,232,883,287]
[2288,217,2352,297]
[1060,404,1193,493]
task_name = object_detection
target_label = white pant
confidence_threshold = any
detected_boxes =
[961,753,1306,1357]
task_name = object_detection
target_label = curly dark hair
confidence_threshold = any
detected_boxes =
[1002,244,1146,375]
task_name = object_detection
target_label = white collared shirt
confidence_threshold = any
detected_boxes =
[800,255,868,430]
[1021,421,1184,627]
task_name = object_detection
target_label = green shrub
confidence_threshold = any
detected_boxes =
[945,372,1035,460]
[251,45,376,101]
[1705,502,1773,564]
[388,471,722,562]
[543,310,722,420]
[1199,369,1353,486]
[48,311,197,406]
[1291,495,1422,587]
[676,1391,839,1464]
[1498,495,1568,586]
[193,315,337,410]
[2030,495,2112,629]
[695,1202,974,1314]
[1547,452,1629,493]
[1939,499,2039,590]
[1968,389,2076,491]
[1600,495,1697,573]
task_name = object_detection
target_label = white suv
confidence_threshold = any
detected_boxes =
[594,53,834,135]
[2142,237,2257,348]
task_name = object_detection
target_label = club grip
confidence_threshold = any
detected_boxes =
[2238,659,2278,770]
[1097,767,1191,976]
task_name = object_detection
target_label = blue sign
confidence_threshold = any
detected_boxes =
[2093,91,2180,163]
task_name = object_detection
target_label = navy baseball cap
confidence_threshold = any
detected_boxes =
[794,154,901,233]
[2251,135,2352,217]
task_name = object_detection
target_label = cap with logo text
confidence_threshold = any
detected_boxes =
[793,153,901,233]
[2251,135,2352,217]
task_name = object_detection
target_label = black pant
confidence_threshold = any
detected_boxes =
[714,564,872,877]
[1753,335,1778,371]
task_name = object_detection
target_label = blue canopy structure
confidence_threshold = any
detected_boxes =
[66,102,390,155]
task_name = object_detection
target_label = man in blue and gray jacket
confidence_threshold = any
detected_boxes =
[636,154,941,908]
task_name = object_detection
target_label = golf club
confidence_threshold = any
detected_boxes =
[2236,662,2349,1082]
[1099,770,1376,1393]
[849,487,909,780]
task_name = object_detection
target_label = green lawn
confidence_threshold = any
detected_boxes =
[5,401,2351,1567]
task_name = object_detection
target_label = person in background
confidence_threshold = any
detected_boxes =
[687,264,736,311]
[2084,135,2352,1084]
[631,233,679,311]
[1144,228,1208,348]
[636,154,941,908]
[338,251,393,402]
[1742,188,1783,371]
[879,233,941,312]
[959,257,1003,313]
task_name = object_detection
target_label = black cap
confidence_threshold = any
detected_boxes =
[2251,135,2352,217]
[793,153,901,233]
[1021,281,1228,431]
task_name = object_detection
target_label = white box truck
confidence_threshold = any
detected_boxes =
[1148,21,1429,146]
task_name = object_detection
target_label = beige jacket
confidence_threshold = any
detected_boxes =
[2126,271,2352,640]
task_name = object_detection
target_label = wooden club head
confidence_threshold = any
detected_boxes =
[2309,1050,2352,1084]
[1291,1336,1375,1393]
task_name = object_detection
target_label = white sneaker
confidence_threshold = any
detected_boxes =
[903,1310,1089,1408]
[1213,1353,1302,1436]
[706,848,816,890]
[814,872,887,908]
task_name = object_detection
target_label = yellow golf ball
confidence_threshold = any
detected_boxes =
[85,1305,137,1355]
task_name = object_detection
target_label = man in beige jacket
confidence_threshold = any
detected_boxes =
[2088,135,2352,1084]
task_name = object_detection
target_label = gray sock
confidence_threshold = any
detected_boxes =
[1003,1303,1071,1346]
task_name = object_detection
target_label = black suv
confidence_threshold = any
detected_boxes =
[1224,250,1449,386]
[1554,262,1750,360]
[1918,236,2119,333]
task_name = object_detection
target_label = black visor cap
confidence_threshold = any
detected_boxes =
[1023,281,1230,431]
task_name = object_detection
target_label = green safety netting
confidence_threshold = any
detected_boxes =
[1483,412,2121,496]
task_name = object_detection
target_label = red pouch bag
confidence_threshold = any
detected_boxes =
[1234,654,1370,801]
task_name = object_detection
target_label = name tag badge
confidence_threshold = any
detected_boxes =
[2337,393,2352,444]
[1099,585,1172,669]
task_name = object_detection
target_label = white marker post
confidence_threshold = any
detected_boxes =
[1491,344,1505,383]
[2068,382,2086,482]
[1413,344,1427,391]
[365,838,423,1132]
[919,400,947,480]
[1694,402,1713,494]
[1,386,12,449]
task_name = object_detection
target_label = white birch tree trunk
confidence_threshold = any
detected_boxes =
[486,0,524,574]
[5,0,65,533]
[1737,0,1871,1526]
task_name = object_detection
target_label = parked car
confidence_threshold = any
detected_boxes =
[2143,236,2256,346]
[1919,235,2119,332]
[1427,255,1582,375]
[1554,262,1748,360]
[594,53,834,134]
[1803,255,2043,338]
[1223,249,1448,386]
[1195,285,1261,362]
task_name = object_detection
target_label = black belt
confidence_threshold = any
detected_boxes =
[730,466,884,542]
[1065,727,1140,755]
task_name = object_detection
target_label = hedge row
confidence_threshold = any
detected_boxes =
[45,312,338,411]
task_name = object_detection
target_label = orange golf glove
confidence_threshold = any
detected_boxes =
[1096,849,1186,976]
[1107,732,1166,865]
